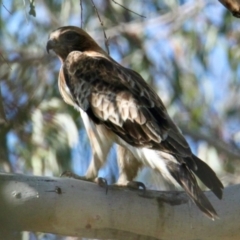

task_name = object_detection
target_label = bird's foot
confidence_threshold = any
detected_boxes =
[95,177,108,193]
[117,180,146,191]
[60,170,108,193]
[61,170,86,180]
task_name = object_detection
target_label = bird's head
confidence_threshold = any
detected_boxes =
[46,26,103,61]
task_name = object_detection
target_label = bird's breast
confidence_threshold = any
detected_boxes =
[58,66,76,107]
[79,108,117,142]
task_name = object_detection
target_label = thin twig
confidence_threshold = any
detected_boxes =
[90,0,110,55]
[2,3,12,14]
[106,1,203,37]
[80,0,83,28]
[111,0,146,18]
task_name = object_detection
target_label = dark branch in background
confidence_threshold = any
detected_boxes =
[180,125,240,160]
[106,1,203,37]
[0,53,10,124]
[0,53,12,70]
[0,85,6,125]
[80,0,83,28]
[218,0,240,18]
[1,3,12,14]
[90,0,110,55]
[111,0,146,18]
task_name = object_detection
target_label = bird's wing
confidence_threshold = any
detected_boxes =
[62,50,194,164]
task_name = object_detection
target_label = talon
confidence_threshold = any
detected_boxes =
[126,181,146,191]
[95,177,108,194]
[60,171,108,193]
[117,180,146,191]
[61,170,74,178]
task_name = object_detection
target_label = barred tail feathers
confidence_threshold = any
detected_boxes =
[167,162,218,220]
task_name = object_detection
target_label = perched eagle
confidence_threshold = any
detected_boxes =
[46,26,223,219]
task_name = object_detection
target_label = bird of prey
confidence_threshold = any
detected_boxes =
[46,26,223,219]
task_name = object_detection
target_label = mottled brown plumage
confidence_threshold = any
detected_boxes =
[219,0,240,18]
[47,26,223,219]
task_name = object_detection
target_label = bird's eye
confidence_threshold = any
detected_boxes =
[64,32,77,41]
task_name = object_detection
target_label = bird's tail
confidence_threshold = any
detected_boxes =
[167,161,221,220]
[191,155,223,199]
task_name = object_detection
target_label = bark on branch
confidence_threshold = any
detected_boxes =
[0,173,239,240]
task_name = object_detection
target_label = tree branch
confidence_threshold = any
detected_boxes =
[111,0,146,18]
[105,1,204,37]
[90,0,110,55]
[0,173,239,239]
[180,125,240,160]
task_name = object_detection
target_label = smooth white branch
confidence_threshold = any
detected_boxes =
[0,173,239,240]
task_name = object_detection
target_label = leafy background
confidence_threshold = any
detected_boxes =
[0,0,240,239]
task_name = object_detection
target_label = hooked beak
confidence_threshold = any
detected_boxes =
[46,39,57,54]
